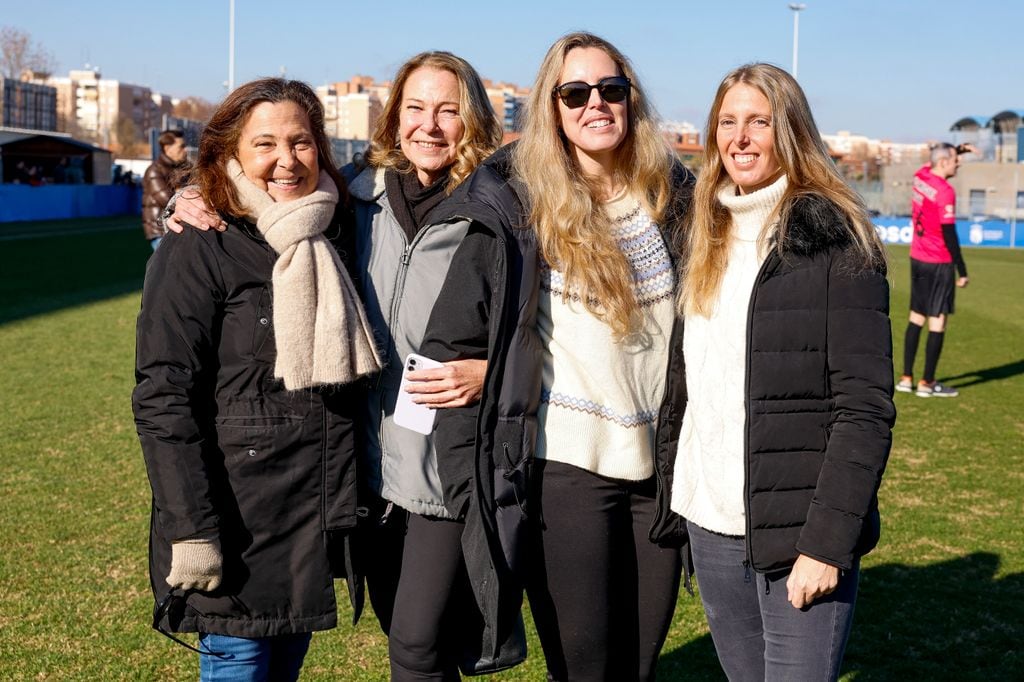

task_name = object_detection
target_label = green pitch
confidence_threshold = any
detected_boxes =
[1,218,1020,680]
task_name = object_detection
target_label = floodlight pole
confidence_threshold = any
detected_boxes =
[228,0,236,92]
[1012,161,1020,248]
[789,3,807,80]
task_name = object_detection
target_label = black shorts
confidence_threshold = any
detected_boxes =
[910,259,955,316]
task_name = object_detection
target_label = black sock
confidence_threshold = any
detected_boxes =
[903,322,923,377]
[922,331,945,384]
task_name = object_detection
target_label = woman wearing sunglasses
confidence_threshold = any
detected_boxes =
[418,32,694,681]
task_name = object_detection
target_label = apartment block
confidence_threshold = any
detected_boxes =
[48,68,169,151]
[0,77,57,131]
[317,76,386,140]
[484,80,529,133]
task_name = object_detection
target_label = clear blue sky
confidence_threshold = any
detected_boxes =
[6,0,1022,143]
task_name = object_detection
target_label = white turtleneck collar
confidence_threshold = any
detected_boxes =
[718,174,789,243]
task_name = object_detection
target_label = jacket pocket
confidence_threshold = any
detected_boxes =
[491,416,536,578]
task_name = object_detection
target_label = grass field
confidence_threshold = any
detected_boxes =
[0,216,1021,680]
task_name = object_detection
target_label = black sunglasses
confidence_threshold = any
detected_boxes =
[552,77,632,109]
[152,588,226,658]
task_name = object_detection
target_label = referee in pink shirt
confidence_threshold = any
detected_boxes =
[898,142,971,398]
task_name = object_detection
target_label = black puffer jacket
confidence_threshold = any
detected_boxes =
[133,213,363,637]
[418,145,694,668]
[652,195,896,573]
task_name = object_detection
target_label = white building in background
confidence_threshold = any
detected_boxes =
[821,130,928,166]
[316,77,385,141]
[484,80,530,133]
[46,68,171,151]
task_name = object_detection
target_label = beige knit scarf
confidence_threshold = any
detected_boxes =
[226,158,380,389]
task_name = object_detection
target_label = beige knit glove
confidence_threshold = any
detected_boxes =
[166,537,223,592]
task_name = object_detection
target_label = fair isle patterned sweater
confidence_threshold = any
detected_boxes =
[535,194,676,481]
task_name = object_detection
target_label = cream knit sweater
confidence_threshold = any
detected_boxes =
[670,175,788,534]
[535,195,676,481]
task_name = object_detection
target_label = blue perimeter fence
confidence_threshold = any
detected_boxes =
[0,185,142,223]
[1,186,1022,250]
[875,216,1023,249]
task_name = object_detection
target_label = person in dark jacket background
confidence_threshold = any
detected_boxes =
[132,78,380,682]
[141,129,189,250]
[661,62,896,681]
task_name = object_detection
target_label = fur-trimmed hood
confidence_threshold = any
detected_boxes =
[777,194,854,257]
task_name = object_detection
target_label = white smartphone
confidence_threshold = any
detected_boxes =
[393,353,444,435]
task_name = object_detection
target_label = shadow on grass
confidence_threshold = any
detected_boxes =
[0,216,150,325]
[845,552,1022,680]
[656,552,1023,681]
[658,630,723,681]
[940,359,1024,389]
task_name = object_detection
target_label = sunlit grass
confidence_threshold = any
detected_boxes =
[0,219,1020,680]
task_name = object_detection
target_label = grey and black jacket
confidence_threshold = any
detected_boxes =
[345,165,472,519]
[652,195,896,573]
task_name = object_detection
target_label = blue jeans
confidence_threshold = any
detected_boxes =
[687,521,859,682]
[197,632,312,682]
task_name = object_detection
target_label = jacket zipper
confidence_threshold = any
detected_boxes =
[743,251,777,574]
[376,216,430,461]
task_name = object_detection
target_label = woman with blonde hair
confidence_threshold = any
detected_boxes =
[418,32,694,681]
[655,62,895,680]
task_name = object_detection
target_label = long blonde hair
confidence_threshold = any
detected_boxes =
[368,51,502,192]
[513,32,673,337]
[680,63,885,317]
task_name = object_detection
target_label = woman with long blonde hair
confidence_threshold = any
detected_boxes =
[656,62,895,680]
[419,32,694,681]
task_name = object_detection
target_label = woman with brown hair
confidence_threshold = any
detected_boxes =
[133,77,379,681]
[657,62,895,680]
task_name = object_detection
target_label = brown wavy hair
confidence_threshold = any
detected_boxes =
[192,78,345,218]
[679,63,885,317]
[513,32,673,337]
[367,51,502,192]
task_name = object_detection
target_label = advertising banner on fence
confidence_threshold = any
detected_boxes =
[874,216,1023,248]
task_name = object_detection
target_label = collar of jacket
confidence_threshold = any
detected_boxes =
[442,145,528,237]
[157,152,187,170]
[775,194,854,258]
[347,165,386,202]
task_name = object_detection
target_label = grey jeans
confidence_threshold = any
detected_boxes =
[687,521,859,682]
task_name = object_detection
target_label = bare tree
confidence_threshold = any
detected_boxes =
[114,114,148,157]
[0,26,57,78]
[172,96,216,123]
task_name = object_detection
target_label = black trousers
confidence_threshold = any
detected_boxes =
[361,505,471,681]
[526,459,682,682]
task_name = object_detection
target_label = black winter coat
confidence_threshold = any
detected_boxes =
[652,195,896,573]
[133,214,363,637]
[418,146,538,672]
